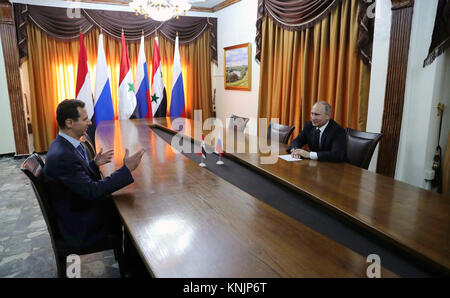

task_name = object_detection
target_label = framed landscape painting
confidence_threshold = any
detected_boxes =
[224,43,251,91]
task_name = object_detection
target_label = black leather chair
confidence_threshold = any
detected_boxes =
[345,128,383,169]
[21,153,125,278]
[267,122,295,144]
[81,134,96,160]
[228,115,249,133]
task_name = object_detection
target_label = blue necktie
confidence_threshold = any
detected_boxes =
[77,144,89,163]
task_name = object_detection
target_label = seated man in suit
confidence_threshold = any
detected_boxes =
[44,99,145,251]
[288,101,346,162]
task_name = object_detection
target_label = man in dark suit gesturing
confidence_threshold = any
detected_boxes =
[44,99,145,250]
[288,101,346,162]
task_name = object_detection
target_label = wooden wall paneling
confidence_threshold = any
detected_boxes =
[0,3,29,155]
[376,0,414,177]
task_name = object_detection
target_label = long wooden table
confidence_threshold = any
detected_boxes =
[149,117,450,276]
[96,118,448,277]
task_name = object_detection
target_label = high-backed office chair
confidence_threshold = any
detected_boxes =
[267,122,295,144]
[345,128,383,170]
[81,134,96,160]
[21,153,125,278]
[228,115,249,133]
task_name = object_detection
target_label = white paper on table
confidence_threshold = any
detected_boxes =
[279,154,302,162]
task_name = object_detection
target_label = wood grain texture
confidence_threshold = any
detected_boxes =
[376,1,414,177]
[0,2,12,23]
[149,117,450,275]
[96,119,397,277]
[0,3,29,155]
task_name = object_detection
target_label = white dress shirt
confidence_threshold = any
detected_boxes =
[59,132,81,148]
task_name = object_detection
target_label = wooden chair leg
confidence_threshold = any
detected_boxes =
[114,247,126,278]
[56,254,67,278]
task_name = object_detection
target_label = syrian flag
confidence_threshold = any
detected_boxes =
[151,37,167,117]
[169,36,186,117]
[75,32,95,142]
[198,134,207,160]
[94,33,114,126]
[135,35,152,118]
[118,32,139,120]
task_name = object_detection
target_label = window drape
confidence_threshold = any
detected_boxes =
[255,0,374,66]
[14,3,217,64]
[423,0,450,67]
[27,24,212,152]
[257,0,371,141]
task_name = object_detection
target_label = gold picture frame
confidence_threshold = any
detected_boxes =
[224,43,251,91]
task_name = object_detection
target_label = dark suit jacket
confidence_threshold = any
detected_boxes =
[44,135,134,249]
[288,119,346,162]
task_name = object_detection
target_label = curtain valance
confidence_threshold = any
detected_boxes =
[255,0,374,66]
[423,0,450,67]
[13,3,217,63]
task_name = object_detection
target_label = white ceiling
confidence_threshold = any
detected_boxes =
[9,0,229,11]
[188,0,225,8]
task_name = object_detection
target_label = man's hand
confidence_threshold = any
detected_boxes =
[123,148,146,172]
[94,148,114,166]
[291,148,310,159]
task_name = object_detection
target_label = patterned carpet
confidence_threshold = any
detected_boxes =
[0,156,120,278]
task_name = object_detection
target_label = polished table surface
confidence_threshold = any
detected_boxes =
[150,117,450,274]
[148,117,450,275]
[96,118,448,277]
[96,119,397,277]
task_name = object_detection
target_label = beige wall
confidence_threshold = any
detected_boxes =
[213,0,260,135]
[395,0,449,189]
[364,0,449,189]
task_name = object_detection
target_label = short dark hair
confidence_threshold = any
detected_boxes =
[56,99,85,129]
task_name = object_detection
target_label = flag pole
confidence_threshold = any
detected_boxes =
[199,157,206,167]
[216,154,224,165]
[215,133,224,165]
[199,135,206,167]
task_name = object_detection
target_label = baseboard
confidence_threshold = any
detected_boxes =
[13,154,30,160]
[0,152,47,160]
[13,151,47,160]
[0,152,15,158]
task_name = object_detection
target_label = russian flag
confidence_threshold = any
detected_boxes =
[75,32,95,141]
[215,135,223,157]
[135,35,152,118]
[118,32,139,119]
[94,33,114,126]
[170,36,186,117]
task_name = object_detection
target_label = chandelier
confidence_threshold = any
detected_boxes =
[129,0,192,22]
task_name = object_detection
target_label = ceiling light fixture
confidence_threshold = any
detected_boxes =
[129,0,192,22]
